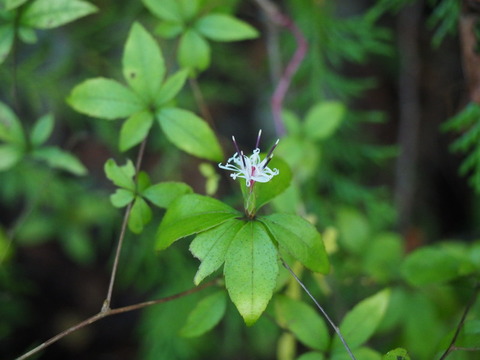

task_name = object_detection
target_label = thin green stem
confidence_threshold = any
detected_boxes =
[281,259,357,360]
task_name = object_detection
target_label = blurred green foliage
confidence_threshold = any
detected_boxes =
[1,0,480,360]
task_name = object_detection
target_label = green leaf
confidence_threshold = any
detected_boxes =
[246,156,292,211]
[104,158,136,190]
[282,110,302,136]
[0,24,14,65]
[157,107,223,161]
[275,295,329,351]
[0,145,22,171]
[119,110,153,152]
[30,113,54,147]
[31,146,87,175]
[18,26,37,43]
[68,78,144,120]
[260,213,329,274]
[20,0,97,29]
[363,233,403,283]
[276,137,319,182]
[142,181,192,208]
[5,0,29,10]
[179,291,227,337]
[155,21,183,38]
[224,221,279,326]
[178,30,210,72]
[155,69,189,107]
[332,347,382,360]
[110,188,134,208]
[400,246,462,286]
[332,289,390,351]
[142,0,183,22]
[128,197,152,234]
[155,194,240,251]
[297,352,326,360]
[123,22,165,102]
[382,348,410,360]
[195,14,259,42]
[304,101,346,141]
[336,207,370,254]
[0,101,25,146]
[190,219,245,285]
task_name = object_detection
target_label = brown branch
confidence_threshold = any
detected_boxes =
[15,280,216,360]
[439,283,480,360]
[254,0,308,137]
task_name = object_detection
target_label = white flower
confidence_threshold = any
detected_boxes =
[219,130,280,187]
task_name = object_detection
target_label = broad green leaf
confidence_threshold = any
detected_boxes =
[400,246,461,286]
[332,347,382,360]
[242,156,292,211]
[68,78,143,120]
[104,158,135,190]
[119,110,153,152]
[304,101,346,141]
[177,0,199,21]
[142,181,192,208]
[18,26,37,43]
[128,197,152,234]
[190,219,245,285]
[195,14,258,42]
[142,0,183,22]
[260,214,329,273]
[276,137,319,182]
[20,0,97,29]
[123,23,165,102]
[32,146,87,175]
[403,293,443,358]
[224,221,279,326]
[136,171,151,193]
[0,145,22,170]
[157,107,223,161]
[297,352,325,360]
[282,109,302,136]
[178,30,210,72]
[275,295,329,350]
[0,101,25,146]
[332,289,390,351]
[155,69,189,107]
[0,24,14,65]
[382,348,410,360]
[179,291,227,337]
[155,194,240,250]
[30,113,54,147]
[110,188,134,208]
[363,233,403,283]
[336,207,370,254]
[155,21,183,38]
[5,0,29,10]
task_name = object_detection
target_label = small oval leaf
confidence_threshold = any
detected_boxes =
[180,291,227,338]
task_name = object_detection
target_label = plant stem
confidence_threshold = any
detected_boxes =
[281,259,357,360]
[254,0,308,137]
[103,138,147,310]
[15,280,215,360]
[439,282,480,360]
[189,76,215,127]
